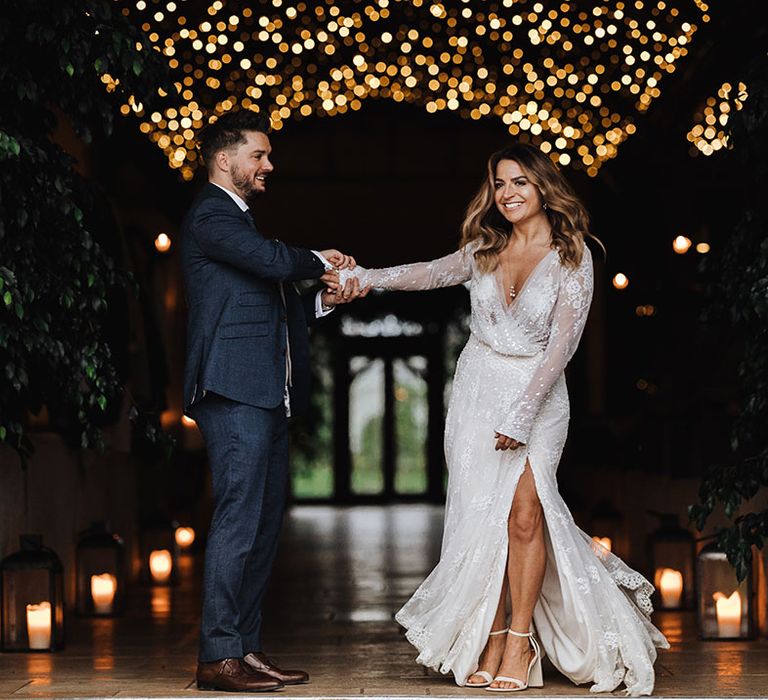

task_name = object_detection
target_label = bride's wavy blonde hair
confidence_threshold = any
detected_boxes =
[460,143,602,271]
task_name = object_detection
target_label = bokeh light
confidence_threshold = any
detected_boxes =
[612,272,629,290]
[687,81,748,156]
[154,232,172,253]
[672,235,691,254]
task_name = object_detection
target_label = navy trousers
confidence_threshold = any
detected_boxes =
[190,392,289,662]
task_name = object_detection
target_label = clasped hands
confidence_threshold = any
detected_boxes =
[318,249,370,308]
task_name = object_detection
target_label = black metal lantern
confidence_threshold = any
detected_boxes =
[696,542,755,640]
[647,512,695,610]
[140,519,179,585]
[590,499,623,557]
[75,522,126,617]
[1,535,65,652]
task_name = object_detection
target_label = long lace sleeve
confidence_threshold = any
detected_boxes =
[496,246,594,444]
[339,244,474,291]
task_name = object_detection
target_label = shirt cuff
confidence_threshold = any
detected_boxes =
[315,290,334,318]
[311,250,335,271]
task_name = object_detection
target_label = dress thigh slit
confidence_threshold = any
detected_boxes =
[498,454,550,626]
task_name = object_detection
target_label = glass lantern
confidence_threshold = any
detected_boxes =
[140,519,179,586]
[696,542,755,640]
[76,522,126,617]
[590,499,623,557]
[1,535,65,652]
[648,512,695,610]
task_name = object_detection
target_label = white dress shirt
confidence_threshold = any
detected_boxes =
[210,182,334,415]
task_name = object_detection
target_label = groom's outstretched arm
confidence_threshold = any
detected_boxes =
[191,200,323,282]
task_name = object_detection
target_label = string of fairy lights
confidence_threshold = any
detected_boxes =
[686,80,748,157]
[112,0,709,180]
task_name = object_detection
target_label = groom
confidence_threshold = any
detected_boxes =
[181,110,364,692]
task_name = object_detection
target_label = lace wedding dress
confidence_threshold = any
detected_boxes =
[340,243,668,696]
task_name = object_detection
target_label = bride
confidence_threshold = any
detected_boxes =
[340,143,668,696]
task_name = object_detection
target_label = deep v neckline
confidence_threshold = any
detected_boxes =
[495,248,556,310]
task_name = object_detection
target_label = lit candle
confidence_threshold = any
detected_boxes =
[657,568,683,608]
[26,602,52,650]
[592,536,612,552]
[175,526,196,550]
[149,549,173,583]
[713,591,741,637]
[90,573,117,614]
[672,235,692,254]
[612,273,629,290]
[154,233,171,253]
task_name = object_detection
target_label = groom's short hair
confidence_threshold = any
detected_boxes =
[199,110,271,170]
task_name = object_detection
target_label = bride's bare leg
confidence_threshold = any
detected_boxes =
[467,578,509,684]
[489,461,546,690]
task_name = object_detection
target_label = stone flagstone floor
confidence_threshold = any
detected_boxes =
[1,505,766,698]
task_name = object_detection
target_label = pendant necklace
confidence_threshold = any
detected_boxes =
[509,283,517,300]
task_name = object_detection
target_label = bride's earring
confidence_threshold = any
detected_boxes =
[542,202,549,210]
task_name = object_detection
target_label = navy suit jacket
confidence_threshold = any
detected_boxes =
[181,182,326,415]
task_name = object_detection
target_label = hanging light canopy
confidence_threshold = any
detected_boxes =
[686,80,749,157]
[114,0,708,180]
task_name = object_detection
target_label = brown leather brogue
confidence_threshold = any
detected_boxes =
[196,657,285,692]
[243,652,309,685]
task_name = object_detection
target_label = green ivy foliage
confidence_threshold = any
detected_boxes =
[690,56,768,581]
[0,1,175,462]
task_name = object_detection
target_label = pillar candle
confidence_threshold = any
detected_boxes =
[149,549,173,583]
[657,568,683,608]
[26,602,52,650]
[713,591,741,637]
[91,573,117,614]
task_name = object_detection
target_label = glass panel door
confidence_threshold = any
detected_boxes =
[349,357,385,496]
[394,356,428,495]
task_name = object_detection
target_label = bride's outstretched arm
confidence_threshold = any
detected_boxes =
[496,246,594,446]
[338,244,474,291]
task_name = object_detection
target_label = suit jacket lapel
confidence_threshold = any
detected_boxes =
[203,182,254,227]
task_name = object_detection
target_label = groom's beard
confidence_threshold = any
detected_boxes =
[230,164,261,202]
